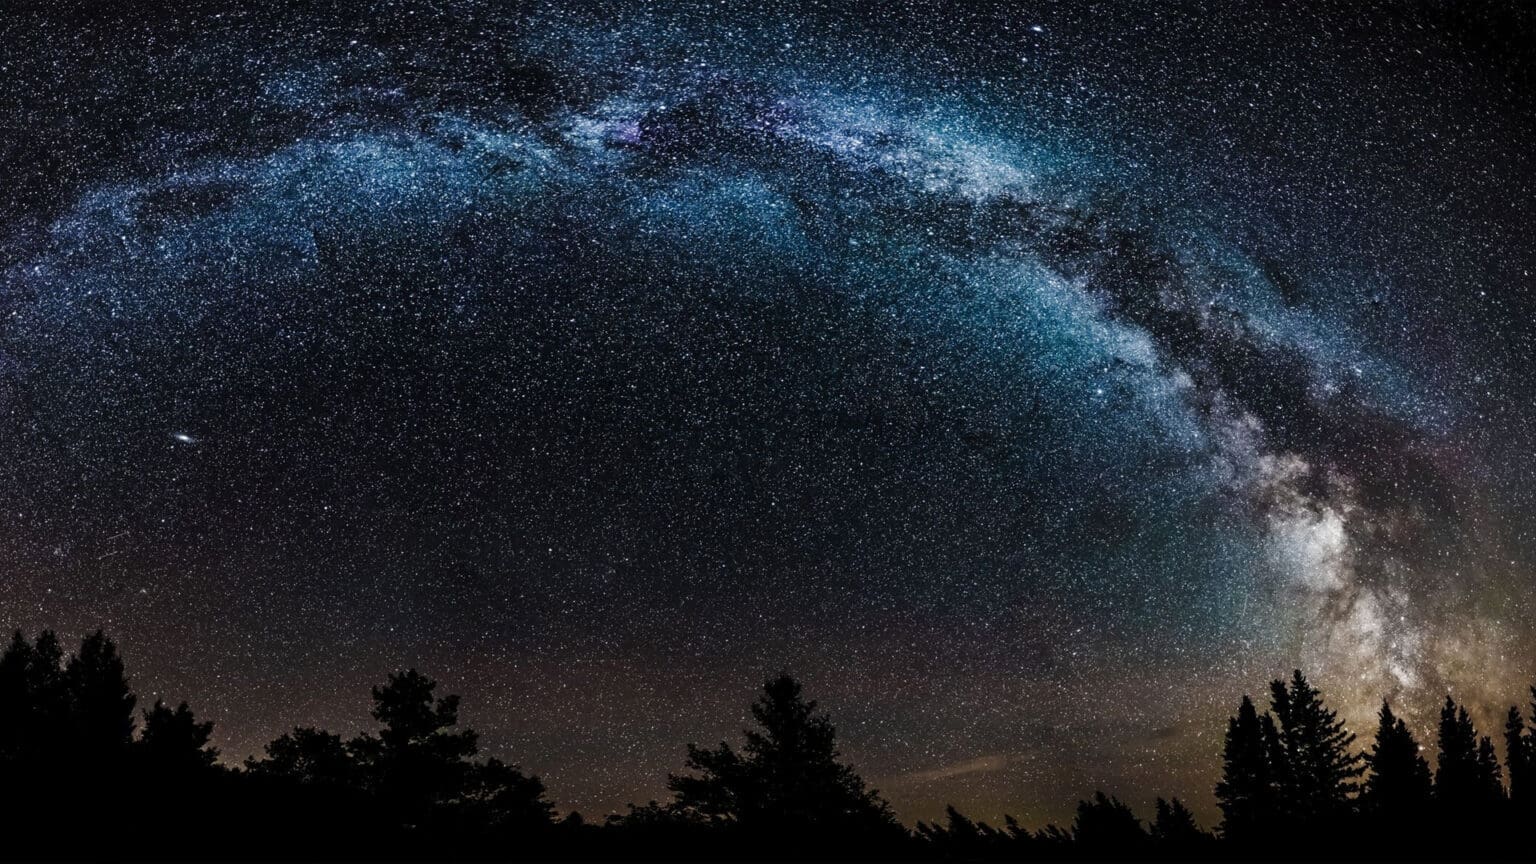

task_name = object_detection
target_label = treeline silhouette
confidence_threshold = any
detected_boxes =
[1,630,1532,859]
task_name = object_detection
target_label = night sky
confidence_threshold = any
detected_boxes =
[3,0,1535,827]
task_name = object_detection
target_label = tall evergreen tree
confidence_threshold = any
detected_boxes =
[668,673,898,840]
[1360,700,1432,820]
[1476,735,1505,805]
[64,630,135,762]
[1150,796,1211,848]
[1260,710,1291,813]
[1214,695,1274,841]
[23,630,69,760]
[1509,696,1536,812]
[1268,670,1363,823]
[0,631,32,763]
[1436,696,1480,805]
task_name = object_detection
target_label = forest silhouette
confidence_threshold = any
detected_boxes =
[1,629,1532,860]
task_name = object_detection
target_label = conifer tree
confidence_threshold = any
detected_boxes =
[917,805,1013,859]
[1150,796,1210,847]
[349,669,479,825]
[1260,710,1291,813]
[668,673,898,839]
[1436,696,1482,808]
[1214,695,1274,841]
[24,631,69,760]
[0,631,32,763]
[1476,735,1505,804]
[1002,813,1032,847]
[1509,699,1535,810]
[1360,700,1431,820]
[1268,670,1363,823]
[1072,791,1147,853]
[65,630,136,762]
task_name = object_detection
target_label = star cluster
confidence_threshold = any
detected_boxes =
[2,0,1534,826]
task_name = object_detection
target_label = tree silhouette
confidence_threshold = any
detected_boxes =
[1268,670,1362,825]
[1476,735,1506,805]
[668,673,901,850]
[0,631,193,856]
[1360,700,1432,824]
[0,630,32,763]
[0,630,137,773]
[1034,822,1075,856]
[1150,796,1212,850]
[23,630,70,763]
[18,630,1536,861]
[1504,705,1531,808]
[1215,695,1275,842]
[1437,696,1482,807]
[248,726,356,787]
[349,669,480,828]
[1259,709,1290,814]
[1071,791,1147,854]
[139,699,219,772]
[64,630,136,763]
[917,804,1024,860]
[602,798,716,854]
[1508,694,1536,815]
[458,756,556,835]
[243,667,554,851]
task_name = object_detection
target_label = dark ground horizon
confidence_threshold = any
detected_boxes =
[5,627,1536,860]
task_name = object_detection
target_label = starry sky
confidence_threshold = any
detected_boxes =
[3,0,1535,827]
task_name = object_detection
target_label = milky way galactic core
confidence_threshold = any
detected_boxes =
[2,0,1534,825]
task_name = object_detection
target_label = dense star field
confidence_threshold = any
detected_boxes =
[2,0,1534,826]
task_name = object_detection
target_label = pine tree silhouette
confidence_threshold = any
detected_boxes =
[1504,705,1531,808]
[1268,670,1362,825]
[1150,796,1211,850]
[1360,701,1432,826]
[668,673,901,852]
[1476,735,1506,805]
[19,628,1536,860]
[1072,791,1148,854]
[349,669,480,829]
[917,804,1022,859]
[242,668,555,852]
[23,630,69,763]
[64,630,136,764]
[139,699,219,772]
[1034,822,1075,855]
[1259,710,1291,817]
[1509,691,1536,819]
[1215,695,1275,842]
[1436,696,1481,807]
[0,631,212,855]
[916,804,976,854]
[0,630,31,763]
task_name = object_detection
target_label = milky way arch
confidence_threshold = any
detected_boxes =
[3,1,1533,823]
